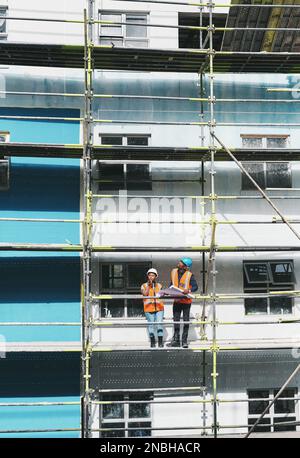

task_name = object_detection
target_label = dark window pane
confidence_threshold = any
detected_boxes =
[101,422,125,438]
[274,417,296,432]
[101,136,123,145]
[128,422,151,437]
[99,164,124,191]
[0,160,9,190]
[242,163,265,190]
[129,402,151,419]
[248,390,269,415]
[102,395,124,419]
[99,164,124,180]
[129,393,152,418]
[266,163,291,189]
[101,264,124,290]
[267,137,287,149]
[127,299,144,318]
[0,135,7,142]
[245,298,268,315]
[101,299,125,318]
[127,263,150,288]
[101,264,110,289]
[270,262,295,284]
[270,297,293,315]
[244,263,269,283]
[127,136,149,146]
[274,389,296,414]
[248,417,271,433]
[127,164,151,190]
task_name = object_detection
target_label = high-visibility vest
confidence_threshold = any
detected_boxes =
[171,268,193,304]
[141,282,164,313]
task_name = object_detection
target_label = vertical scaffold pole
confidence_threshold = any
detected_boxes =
[82,4,94,438]
[199,68,208,437]
[208,0,218,439]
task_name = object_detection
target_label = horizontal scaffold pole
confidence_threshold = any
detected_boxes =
[92,290,300,300]
[96,19,300,33]
[2,243,300,252]
[3,115,300,128]
[3,91,300,104]
[90,343,299,352]
[113,0,300,9]
[92,194,300,200]
[91,395,300,405]
[0,402,80,407]
[91,318,300,326]
[0,322,80,326]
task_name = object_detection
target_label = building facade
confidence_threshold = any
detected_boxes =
[0,0,300,437]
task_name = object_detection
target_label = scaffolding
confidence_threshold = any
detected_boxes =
[1,0,300,438]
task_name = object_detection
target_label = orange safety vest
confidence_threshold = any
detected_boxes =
[141,282,164,313]
[171,268,193,304]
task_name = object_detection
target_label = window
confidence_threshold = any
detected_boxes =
[100,262,151,318]
[243,261,295,315]
[178,12,226,50]
[0,7,7,37]
[242,135,288,149]
[100,134,150,147]
[98,136,151,191]
[101,392,152,438]
[241,162,291,190]
[248,389,297,433]
[99,11,148,48]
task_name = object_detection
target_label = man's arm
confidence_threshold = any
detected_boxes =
[190,274,198,292]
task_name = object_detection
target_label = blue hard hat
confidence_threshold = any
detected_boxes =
[180,257,193,268]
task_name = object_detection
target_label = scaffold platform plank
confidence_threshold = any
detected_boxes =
[1,42,300,73]
[2,143,300,161]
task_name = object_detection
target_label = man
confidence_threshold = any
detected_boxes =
[141,268,164,348]
[167,258,198,348]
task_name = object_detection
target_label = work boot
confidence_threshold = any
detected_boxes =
[167,333,180,347]
[182,339,189,349]
[182,332,189,348]
[150,335,156,348]
[158,336,164,348]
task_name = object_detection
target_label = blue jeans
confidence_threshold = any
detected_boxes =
[145,310,164,337]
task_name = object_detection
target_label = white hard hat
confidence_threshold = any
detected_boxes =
[147,268,158,276]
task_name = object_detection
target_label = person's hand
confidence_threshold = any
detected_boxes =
[183,289,189,295]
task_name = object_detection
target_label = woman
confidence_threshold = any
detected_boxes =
[141,268,164,348]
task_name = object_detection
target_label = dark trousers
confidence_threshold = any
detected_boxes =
[173,302,191,341]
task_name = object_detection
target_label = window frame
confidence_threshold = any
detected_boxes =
[241,134,289,149]
[100,392,153,438]
[99,10,149,48]
[99,261,151,318]
[247,388,298,433]
[243,260,295,316]
[241,161,292,191]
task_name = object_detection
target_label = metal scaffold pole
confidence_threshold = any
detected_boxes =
[82,2,94,439]
[208,0,218,440]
